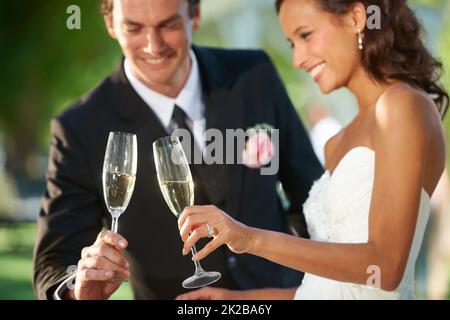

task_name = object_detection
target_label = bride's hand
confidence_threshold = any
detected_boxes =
[178,205,255,261]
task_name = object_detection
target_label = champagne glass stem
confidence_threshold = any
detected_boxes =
[111,216,119,233]
[109,214,127,282]
[191,244,205,273]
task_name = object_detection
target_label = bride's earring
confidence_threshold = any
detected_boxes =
[358,29,364,50]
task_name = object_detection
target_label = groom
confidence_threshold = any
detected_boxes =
[33,0,322,299]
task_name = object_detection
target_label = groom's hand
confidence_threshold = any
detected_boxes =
[176,287,243,300]
[74,230,130,300]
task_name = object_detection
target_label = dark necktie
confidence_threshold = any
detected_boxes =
[169,104,199,162]
[169,104,225,205]
[169,104,189,132]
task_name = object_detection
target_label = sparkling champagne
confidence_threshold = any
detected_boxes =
[159,180,194,217]
[103,171,136,216]
[153,136,221,288]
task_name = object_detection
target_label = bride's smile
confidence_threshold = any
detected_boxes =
[278,0,365,94]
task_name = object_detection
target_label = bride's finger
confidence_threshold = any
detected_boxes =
[179,213,218,241]
[191,236,224,261]
[178,205,218,229]
[178,205,200,229]
[182,223,219,255]
[182,226,209,255]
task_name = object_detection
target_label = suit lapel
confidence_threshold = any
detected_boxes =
[193,46,246,219]
[107,60,170,191]
[109,59,168,138]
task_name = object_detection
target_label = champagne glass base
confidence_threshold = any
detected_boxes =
[182,271,221,289]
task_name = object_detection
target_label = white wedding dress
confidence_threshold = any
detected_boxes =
[294,146,431,300]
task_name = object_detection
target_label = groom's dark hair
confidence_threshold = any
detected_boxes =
[276,0,449,119]
[101,0,200,18]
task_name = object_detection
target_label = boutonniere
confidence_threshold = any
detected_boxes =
[242,123,276,169]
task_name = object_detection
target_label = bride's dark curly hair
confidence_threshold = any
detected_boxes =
[276,0,449,118]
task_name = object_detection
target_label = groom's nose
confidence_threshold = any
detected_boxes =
[143,29,166,56]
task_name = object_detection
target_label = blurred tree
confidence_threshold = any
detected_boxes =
[412,0,447,6]
[0,1,121,179]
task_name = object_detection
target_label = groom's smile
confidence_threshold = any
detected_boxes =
[104,0,201,97]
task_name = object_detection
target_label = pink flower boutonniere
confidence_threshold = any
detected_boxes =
[242,123,276,169]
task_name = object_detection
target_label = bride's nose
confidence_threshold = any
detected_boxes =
[292,46,307,70]
[143,30,166,55]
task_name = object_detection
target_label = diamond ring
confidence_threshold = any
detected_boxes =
[206,224,214,238]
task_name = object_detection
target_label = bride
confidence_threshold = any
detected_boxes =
[176,0,449,299]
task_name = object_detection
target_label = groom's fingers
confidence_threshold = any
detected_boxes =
[96,230,128,251]
[77,268,114,283]
[191,237,224,261]
[79,256,129,276]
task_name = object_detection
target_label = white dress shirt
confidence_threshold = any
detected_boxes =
[124,49,206,149]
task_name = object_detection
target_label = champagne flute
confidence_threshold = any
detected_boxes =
[102,132,137,281]
[153,136,221,289]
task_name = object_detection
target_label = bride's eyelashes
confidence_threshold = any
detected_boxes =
[287,31,313,49]
[300,31,313,41]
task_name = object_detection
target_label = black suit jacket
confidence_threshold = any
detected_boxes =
[33,46,323,299]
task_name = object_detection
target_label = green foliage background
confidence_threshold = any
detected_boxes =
[0,1,121,175]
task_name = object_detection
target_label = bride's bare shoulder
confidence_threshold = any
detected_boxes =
[374,83,442,144]
[373,83,442,156]
[373,82,446,198]
[375,83,440,129]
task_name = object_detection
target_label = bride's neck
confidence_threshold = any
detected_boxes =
[347,65,394,115]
